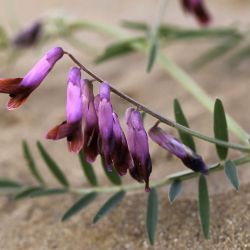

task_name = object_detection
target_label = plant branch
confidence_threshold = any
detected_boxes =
[64,51,250,153]
[66,20,249,143]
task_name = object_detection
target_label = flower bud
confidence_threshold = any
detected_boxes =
[126,108,152,191]
[149,126,208,174]
[0,46,64,110]
[46,67,83,153]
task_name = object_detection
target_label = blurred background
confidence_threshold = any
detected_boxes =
[0,0,250,249]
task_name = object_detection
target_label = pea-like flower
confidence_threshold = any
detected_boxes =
[181,0,211,25]
[126,108,152,191]
[149,125,208,174]
[112,112,133,176]
[82,79,99,162]
[0,46,64,110]
[97,82,114,171]
[13,20,42,48]
[46,67,83,153]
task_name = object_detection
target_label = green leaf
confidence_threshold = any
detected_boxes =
[101,158,122,185]
[123,21,239,40]
[0,178,22,189]
[78,150,98,186]
[15,187,44,200]
[29,188,68,198]
[228,45,250,67]
[198,175,210,239]
[224,160,240,190]
[62,192,97,221]
[193,36,241,68]
[147,38,159,72]
[0,25,9,49]
[168,180,182,204]
[95,37,144,64]
[37,141,69,187]
[213,99,229,161]
[174,99,196,152]
[146,188,158,245]
[122,21,148,32]
[93,190,125,223]
[22,140,45,185]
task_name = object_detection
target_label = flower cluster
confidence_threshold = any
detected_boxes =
[180,0,211,25]
[0,47,208,191]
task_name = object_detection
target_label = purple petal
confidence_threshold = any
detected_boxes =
[148,126,187,159]
[112,112,133,175]
[82,79,99,162]
[66,67,82,123]
[99,81,110,101]
[98,82,114,168]
[126,108,152,191]
[149,126,208,174]
[20,46,64,88]
[181,0,211,25]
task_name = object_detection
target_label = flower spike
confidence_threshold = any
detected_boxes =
[82,79,99,162]
[112,112,133,176]
[149,125,208,174]
[0,46,64,110]
[98,82,114,171]
[126,108,152,191]
[46,67,83,153]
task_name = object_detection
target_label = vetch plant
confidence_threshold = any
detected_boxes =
[0,45,249,245]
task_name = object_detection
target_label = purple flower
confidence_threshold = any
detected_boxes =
[112,112,133,176]
[81,79,99,162]
[13,20,42,48]
[46,67,83,153]
[149,126,208,174]
[98,82,114,171]
[126,108,152,191]
[181,0,211,25]
[0,46,64,110]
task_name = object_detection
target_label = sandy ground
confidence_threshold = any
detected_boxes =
[0,0,250,249]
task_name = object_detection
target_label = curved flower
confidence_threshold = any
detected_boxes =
[149,126,208,174]
[82,79,99,162]
[181,0,211,25]
[112,112,133,176]
[13,20,42,48]
[126,108,152,191]
[46,67,83,153]
[0,46,64,110]
[98,82,114,171]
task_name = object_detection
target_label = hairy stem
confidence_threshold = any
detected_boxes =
[64,51,250,153]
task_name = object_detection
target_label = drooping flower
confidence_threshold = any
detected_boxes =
[112,112,133,176]
[46,67,83,153]
[126,108,152,191]
[181,0,211,25]
[0,46,64,110]
[149,125,208,174]
[97,82,114,171]
[13,20,42,48]
[81,79,99,162]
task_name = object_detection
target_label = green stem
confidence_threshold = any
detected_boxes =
[70,154,250,194]
[68,20,249,143]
